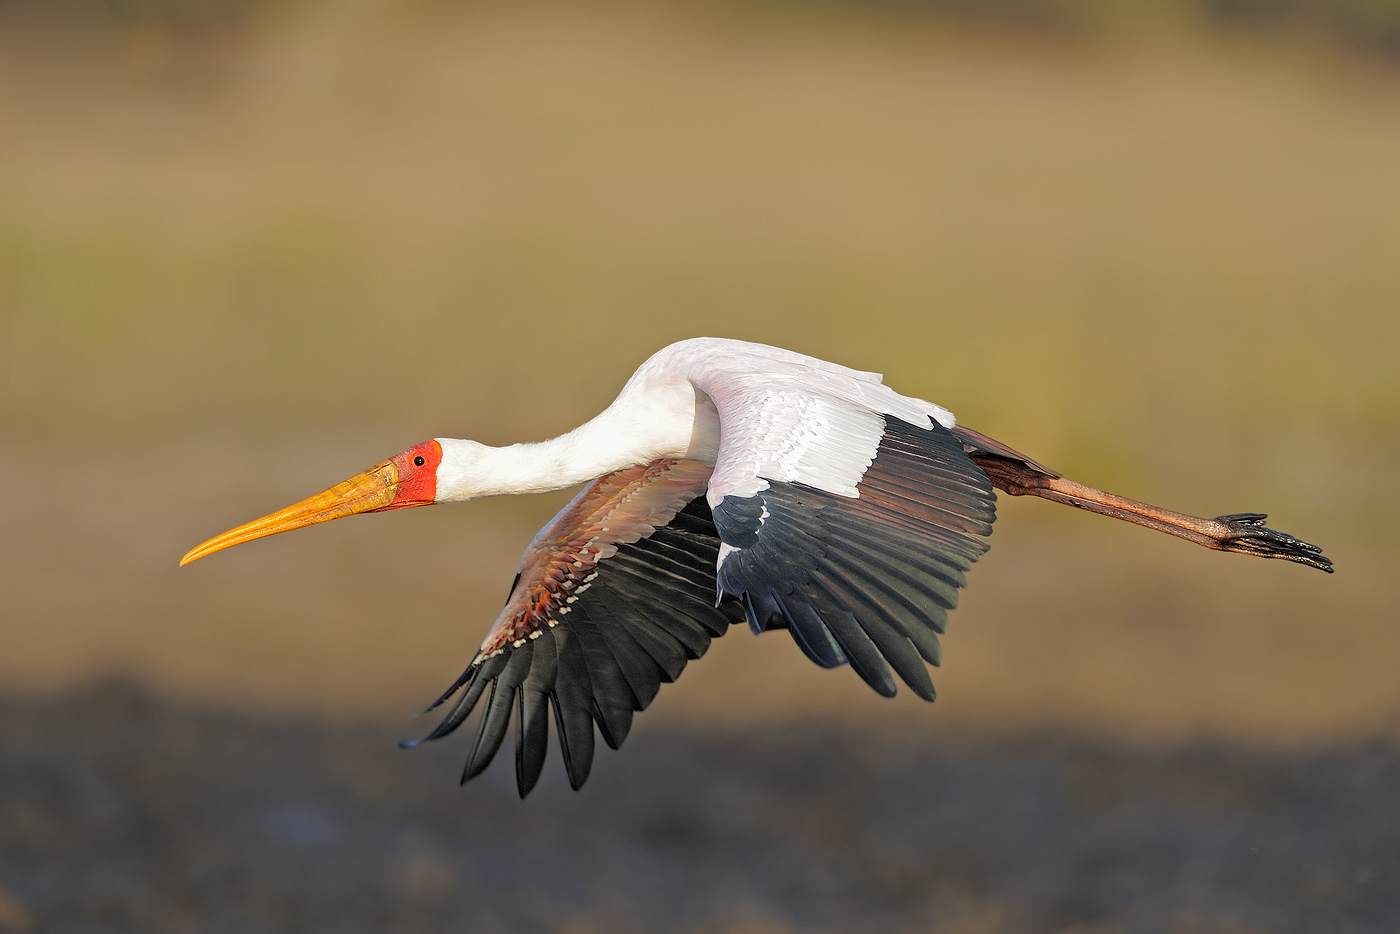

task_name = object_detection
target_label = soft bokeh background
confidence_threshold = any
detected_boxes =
[1,1,1398,930]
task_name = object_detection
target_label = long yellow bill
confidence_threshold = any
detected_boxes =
[180,460,400,566]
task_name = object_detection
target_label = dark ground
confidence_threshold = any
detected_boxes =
[0,685,1396,934]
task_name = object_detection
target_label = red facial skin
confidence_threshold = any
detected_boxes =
[380,439,443,510]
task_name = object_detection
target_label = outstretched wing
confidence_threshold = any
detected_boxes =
[696,365,998,701]
[415,459,745,797]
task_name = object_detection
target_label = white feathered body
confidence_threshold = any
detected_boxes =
[434,337,956,504]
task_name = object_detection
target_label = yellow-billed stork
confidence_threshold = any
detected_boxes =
[181,338,1331,796]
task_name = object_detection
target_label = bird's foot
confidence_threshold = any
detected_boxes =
[1212,513,1333,573]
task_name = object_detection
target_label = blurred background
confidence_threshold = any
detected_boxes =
[1,1,1398,930]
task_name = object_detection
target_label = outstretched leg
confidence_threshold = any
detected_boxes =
[950,426,1333,573]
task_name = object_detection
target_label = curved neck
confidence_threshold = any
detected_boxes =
[431,376,716,502]
[434,410,664,502]
[435,437,616,500]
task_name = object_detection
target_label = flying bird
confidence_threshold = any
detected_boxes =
[181,338,1331,797]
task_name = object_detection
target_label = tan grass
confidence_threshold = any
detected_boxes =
[0,4,1396,742]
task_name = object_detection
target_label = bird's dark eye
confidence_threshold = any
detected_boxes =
[414,456,425,467]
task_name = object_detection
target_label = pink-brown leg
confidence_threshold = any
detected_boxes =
[955,433,1333,573]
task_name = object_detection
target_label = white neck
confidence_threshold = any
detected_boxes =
[433,435,627,501]
[431,371,720,502]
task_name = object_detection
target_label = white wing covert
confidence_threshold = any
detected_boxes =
[690,358,998,701]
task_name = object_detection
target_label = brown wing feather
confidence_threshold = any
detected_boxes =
[479,459,716,657]
[948,424,1060,479]
[414,458,746,797]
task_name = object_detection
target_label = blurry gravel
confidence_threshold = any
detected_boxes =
[1,684,1397,934]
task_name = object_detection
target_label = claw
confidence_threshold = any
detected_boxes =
[1213,513,1333,573]
[1216,512,1268,526]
